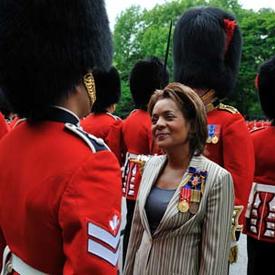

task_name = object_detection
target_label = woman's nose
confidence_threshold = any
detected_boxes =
[155,117,165,128]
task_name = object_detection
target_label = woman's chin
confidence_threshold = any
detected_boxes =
[157,141,169,151]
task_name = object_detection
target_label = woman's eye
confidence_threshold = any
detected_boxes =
[151,117,158,124]
[166,115,174,120]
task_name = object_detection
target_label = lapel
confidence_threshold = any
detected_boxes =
[138,156,167,237]
[139,155,204,237]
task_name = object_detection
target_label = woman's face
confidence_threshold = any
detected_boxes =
[151,98,191,152]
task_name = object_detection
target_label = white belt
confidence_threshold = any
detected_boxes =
[255,183,275,193]
[246,182,275,218]
[1,246,48,275]
[122,152,138,177]
[126,152,138,160]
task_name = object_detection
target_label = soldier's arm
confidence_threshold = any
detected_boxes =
[59,151,122,275]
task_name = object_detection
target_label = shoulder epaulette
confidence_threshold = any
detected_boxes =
[217,103,239,114]
[65,123,110,153]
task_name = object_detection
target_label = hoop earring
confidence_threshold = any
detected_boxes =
[83,72,96,106]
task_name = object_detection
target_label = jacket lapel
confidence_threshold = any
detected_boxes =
[138,156,167,237]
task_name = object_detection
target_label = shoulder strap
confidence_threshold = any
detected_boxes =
[65,123,109,153]
[218,103,239,114]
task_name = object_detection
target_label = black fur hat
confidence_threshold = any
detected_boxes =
[173,6,242,99]
[0,0,112,118]
[129,57,169,110]
[0,89,13,118]
[92,67,121,113]
[257,56,275,120]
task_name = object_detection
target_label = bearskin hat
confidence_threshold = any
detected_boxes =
[173,6,242,99]
[129,57,169,110]
[0,0,112,118]
[257,56,275,120]
[92,67,121,113]
[0,89,13,118]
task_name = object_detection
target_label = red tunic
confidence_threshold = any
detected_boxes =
[204,104,254,225]
[245,126,275,243]
[0,108,122,274]
[121,109,160,200]
[122,109,158,155]
[8,115,23,129]
[0,112,9,140]
[81,112,123,164]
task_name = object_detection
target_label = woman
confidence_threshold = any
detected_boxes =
[124,82,234,275]
[121,56,169,263]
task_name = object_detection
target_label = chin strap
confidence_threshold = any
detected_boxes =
[200,89,219,113]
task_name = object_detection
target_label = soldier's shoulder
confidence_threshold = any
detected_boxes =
[65,123,109,153]
[217,103,239,114]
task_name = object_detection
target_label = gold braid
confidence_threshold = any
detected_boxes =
[83,72,96,106]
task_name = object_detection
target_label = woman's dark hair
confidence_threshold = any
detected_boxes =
[148,82,207,155]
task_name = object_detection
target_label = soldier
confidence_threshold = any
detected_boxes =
[245,56,275,275]
[173,6,254,262]
[0,1,122,274]
[121,56,169,264]
[81,66,123,164]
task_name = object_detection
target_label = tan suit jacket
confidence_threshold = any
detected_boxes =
[124,155,234,275]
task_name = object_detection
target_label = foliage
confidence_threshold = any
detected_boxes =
[113,0,275,119]
[235,8,275,118]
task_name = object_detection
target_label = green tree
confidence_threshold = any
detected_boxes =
[114,0,206,117]
[236,8,275,118]
[113,0,275,119]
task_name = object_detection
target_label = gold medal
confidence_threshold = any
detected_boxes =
[189,203,199,214]
[206,136,212,143]
[178,200,189,213]
[212,135,219,144]
[191,189,201,203]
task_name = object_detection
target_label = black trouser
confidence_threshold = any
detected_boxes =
[122,199,136,267]
[247,236,275,275]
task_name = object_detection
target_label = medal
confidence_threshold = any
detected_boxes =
[207,124,220,144]
[178,199,189,212]
[212,135,219,144]
[177,168,208,214]
[178,187,191,213]
[191,189,201,203]
[206,136,212,143]
[189,203,199,214]
[189,189,201,214]
[191,174,200,187]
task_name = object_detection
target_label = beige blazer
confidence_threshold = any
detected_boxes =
[124,155,234,275]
